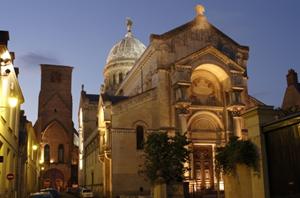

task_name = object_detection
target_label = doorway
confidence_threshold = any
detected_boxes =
[193,145,214,191]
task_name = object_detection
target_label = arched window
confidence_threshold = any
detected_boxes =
[119,73,123,84]
[136,125,144,150]
[44,144,50,163]
[113,74,116,85]
[58,144,64,163]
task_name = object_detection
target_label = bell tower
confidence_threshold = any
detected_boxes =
[34,64,78,190]
[35,64,74,133]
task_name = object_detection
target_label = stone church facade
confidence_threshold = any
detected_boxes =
[79,5,263,198]
[34,64,78,191]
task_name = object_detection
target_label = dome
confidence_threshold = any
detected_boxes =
[105,19,146,65]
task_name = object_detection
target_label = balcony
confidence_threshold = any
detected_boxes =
[226,91,245,111]
[174,85,191,108]
[231,74,245,89]
[172,67,191,86]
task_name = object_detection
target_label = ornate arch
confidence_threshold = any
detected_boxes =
[192,63,230,83]
[132,120,149,129]
[41,120,70,143]
[132,120,148,150]
[42,119,69,135]
[43,168,64,180]
[187,111,224,132]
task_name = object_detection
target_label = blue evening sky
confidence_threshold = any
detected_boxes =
[0,1,299,128]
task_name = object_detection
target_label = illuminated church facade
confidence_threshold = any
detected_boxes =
[80,5,263,197]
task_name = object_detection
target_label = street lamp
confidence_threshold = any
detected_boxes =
[32,145,38,151]
[8,96,18,108]
[0,48,19,109]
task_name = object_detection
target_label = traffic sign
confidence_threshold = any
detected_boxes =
[6,173,14,180]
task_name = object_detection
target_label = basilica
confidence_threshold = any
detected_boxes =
[79,5,263,198]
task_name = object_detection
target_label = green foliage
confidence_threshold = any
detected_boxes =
[215,136,259,174]
[141,132,190,184]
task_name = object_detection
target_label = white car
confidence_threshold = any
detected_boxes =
[29,192,53,198]
[80,189,94,198]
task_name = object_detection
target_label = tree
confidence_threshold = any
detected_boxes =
[215,136,259,174]
[141,132,190,184]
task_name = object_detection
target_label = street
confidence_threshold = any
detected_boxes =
[60,192,78,198]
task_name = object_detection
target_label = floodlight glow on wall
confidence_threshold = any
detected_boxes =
[32,145,38,151]
[0,50,11,66]
[8,96,18,108]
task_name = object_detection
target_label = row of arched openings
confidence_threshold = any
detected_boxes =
[44,144,64,163]
[112,73,124,85]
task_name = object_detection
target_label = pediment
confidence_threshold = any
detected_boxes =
[175,45,245,73]
[151,16,249,69]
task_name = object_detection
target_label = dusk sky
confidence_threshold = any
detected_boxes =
[1,1,299,128]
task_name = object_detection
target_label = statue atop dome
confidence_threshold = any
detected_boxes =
[195,4,205,16]
[126,17,133,33]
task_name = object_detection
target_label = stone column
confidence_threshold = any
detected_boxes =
[232,110,242,139]
[178,110,191,179]
[178,113,188,135]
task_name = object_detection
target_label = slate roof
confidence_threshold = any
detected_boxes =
[101,93,128,104]
[85,94,99,102]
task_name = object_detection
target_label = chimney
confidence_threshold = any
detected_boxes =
[286,69,298,86]
[0,31,9,46]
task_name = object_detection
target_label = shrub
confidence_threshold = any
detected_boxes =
[141,132,190,184]
[215,136,259,174]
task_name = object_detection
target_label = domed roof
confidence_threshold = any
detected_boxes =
[106,19,146,65]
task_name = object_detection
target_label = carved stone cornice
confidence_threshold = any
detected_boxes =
[98,154,105,163]
[190,105,224,112]
[229,107,243,117]
[227,104,245,114]
[175,105,191,115]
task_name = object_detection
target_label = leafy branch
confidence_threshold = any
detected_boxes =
[215,136,259,175]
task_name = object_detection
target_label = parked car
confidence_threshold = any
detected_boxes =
[80,188,94,198]
[29,192,53,198]
[40,188,60,198]
[67,186,82,197]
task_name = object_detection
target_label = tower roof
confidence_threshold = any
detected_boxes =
[105,18,146,66]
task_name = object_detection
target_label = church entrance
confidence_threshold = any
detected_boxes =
[193,145,214,191]
[42,168,64,191]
